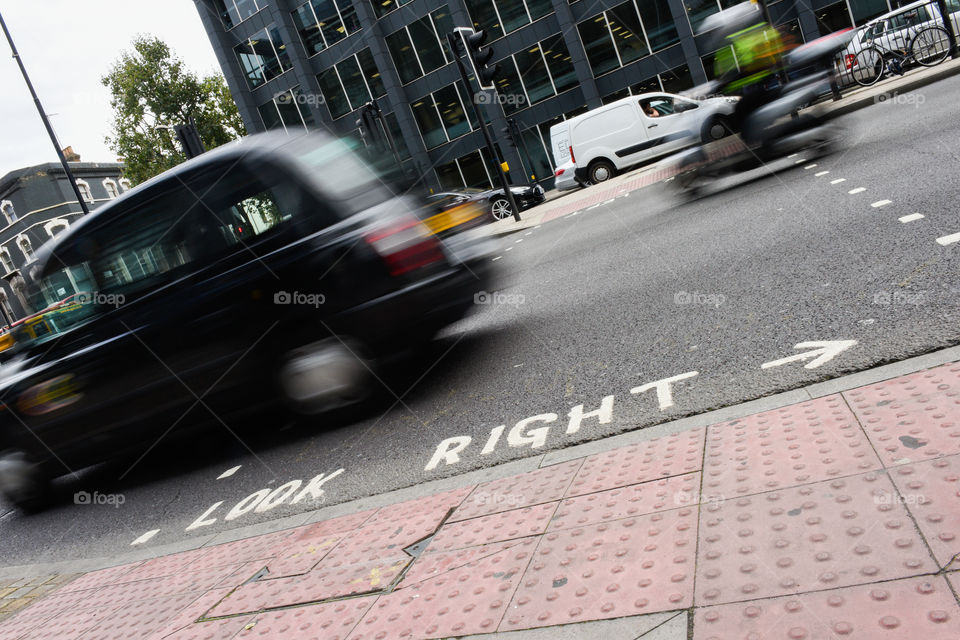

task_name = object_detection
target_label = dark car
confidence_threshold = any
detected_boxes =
[0,132,494,511]
[429,183,545,221]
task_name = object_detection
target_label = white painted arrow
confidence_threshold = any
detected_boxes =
[761,340,858,370]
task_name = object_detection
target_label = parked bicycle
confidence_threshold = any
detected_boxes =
[850,23,952,86]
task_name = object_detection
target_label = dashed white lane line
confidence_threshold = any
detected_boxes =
[524,231,532,236]
[804,164,817,170]
[794,158,806,164]
[534,225,541,229]
[131,530,160,546]
[492,256,502,261]
[848,187,866,194]
[514,238,523,243]
[830,178,846,184]
[899,213,924,223]
[217,465,241,479]
[505,246,513,251]
[814,171,829,177]
[936,232,960,246]
[871,200,892,208]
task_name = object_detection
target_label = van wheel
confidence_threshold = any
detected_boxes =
[587,160,616,183]
[704,116,733,142]
[0,451,51,513]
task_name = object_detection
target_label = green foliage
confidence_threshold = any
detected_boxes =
[101,36,246,185]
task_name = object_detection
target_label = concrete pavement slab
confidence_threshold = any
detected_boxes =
[427,502,558,552]
[398,539,527,588]
[889,455,960,568]
[460,611,682,640]
[235,596,377,640]
[450,460,581,522]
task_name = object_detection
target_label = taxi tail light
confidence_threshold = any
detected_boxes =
[365,215,445,276]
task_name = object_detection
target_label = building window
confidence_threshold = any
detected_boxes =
[464,0,554,40]
[385,6,454,84]
[18,237,33,262]
[315,48,386,119]
[103,178,120,199]
[292,0,361,57]
[234,25,291,90]
[0,249,13,273]
[371,0,414,19]
[411,83,474,149]
[0,201,15,225]
[601,64,695,103]
[259,87,317,132]
[578,1,679,77]
[118,178,132,192]
[45,219,69,238]
[211,0,261,30]
[76,180,94,203]
[493,34,577,114]
[0,290,13,324]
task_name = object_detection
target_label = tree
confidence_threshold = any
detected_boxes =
[101,36,246,185]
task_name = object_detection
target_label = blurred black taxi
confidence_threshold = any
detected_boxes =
[0,132,494,511]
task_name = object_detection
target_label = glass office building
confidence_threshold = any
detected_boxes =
[195,0,881,191]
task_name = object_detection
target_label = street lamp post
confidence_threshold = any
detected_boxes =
[0,11,90,216]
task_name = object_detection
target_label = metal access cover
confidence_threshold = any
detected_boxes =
[889,455,960,567]
[695,575,960,639]
[235,596,378,640]
[704,395,882,497]
[348,539,537,639]
[564,428,705,498]
[427,503,558,553]
[398,539,527,588]
[696,472,937,606]
[845,363,960,465]
[549,472,701,532]
[450,461,582,522]
[501,507,698,631]
[185,530,295,574]
[78,592,202,640]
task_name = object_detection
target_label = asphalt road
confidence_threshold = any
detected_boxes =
[3,75,960,567]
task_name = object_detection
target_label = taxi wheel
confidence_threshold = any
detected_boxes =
[0,450,51,513]
[278,339,372,416]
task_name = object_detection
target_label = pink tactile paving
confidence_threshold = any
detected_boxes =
[6,587,96,619]
[889,455,960,567]
[695,575,960,639]
[17,607,119,640]
[347,539,537,640]
[549,472,701,531]
[449,461,581,522]
[0,609,55,640]
[161,616,254,640]
[236,596,377,640]
[564,428,705,498]
[696,472,937,606]
[207,554,410,617]
[263,534,344,579]
[398,539,526,588]
[948,571,960,594]
[51,562,142,592]
[185,530,295,574]
[846,363,960,466]
[148,588,235,638]
[500,507,697,631]
[703,395,882,497]
[81,593,202,640]
[426,503,558,552]
[120,549,212,583]
[362,487,472,529]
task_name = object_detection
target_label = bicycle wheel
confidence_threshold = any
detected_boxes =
[851,48,885,86]
[911,26,951,66]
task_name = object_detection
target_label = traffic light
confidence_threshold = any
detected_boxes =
[456,27,499,90]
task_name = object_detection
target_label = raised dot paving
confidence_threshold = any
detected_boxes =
[236,595,376,640]
[150,588,236,637]
[185,530,295,574]
[889,454,960,567]
[426,503,558,552]
[449,461,580,522]
[695,576,960,639]
[162,616,254,640]
[500,507,697,631]
[50,562,141,593]
[703,395,882,497]
[549,472,701,532]
[0,608,56,640]
[696,472,937,606]
[265,509,377,579]
[347,539,537,640]
[18,608,121,640]
[564,428,704,498]
[398,540,526,588]
[81,593,203,640]
[846,363,960,466]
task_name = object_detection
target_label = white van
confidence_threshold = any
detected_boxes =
[549,92,738,184]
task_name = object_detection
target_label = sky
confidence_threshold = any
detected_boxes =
[0,1,223,177]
